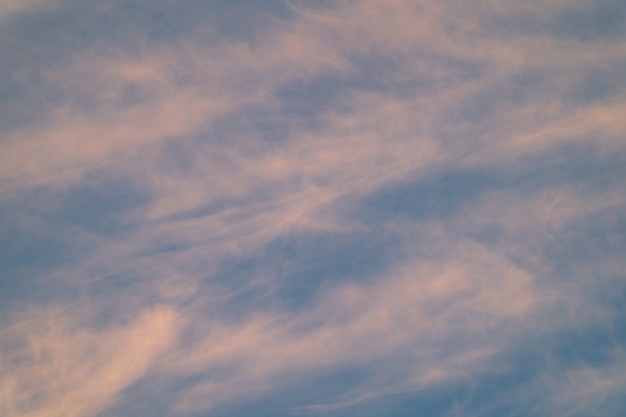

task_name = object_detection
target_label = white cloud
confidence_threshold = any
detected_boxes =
[0,306,181,417]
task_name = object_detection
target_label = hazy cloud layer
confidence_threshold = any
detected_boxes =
[1,1,625,416]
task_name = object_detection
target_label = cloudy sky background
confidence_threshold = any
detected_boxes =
[1,0,625,416]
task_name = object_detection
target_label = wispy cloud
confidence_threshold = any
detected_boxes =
[0,306,181,417]
[0,0,57,20]
[1,0,625,416]
[158,235,544,413]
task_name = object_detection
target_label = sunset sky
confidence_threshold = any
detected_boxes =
[1,1,625,416]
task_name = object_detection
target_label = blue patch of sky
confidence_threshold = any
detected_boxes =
[0,192,86,307]
[448,373,538,417]
[548,0,626,42]
[565,64,626,106]
[547,325,626,371]
[160,139,202,177]
[0,0,294,132]
[499,296,625,400]
[62,0,295,47]
[101,360,258,417]
[198,104,295,148]
[46,173,151,236]
[184,368,460,417]
[355,138,625,227]
[291,382,472,417]
[439,76,558,134]
[0,210,75,316]
[0,173,152,318]
[276,74,362,123]
[547,202,626,260]
[532,146,626,269]
[534,143,626,187]
[191,367,382,417]
[275,52,484,125]
[366,343,622,417]
[187,0,293,43]
[267,229,399,306]
[540,206,626,311]
[354,169,503,226]
[0,3,108,69]
[0,3,140,130]
[0,18,70,131]
[0,202,68,271]
[480,0,626,42]
[96,374,176,417]
[204,226,399,317]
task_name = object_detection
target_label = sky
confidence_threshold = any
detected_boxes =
[0,0,625,416]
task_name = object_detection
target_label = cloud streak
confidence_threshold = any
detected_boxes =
[1,0,625,416]
[0,306,181,417]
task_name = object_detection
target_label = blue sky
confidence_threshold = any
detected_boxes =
[1,1,625,416]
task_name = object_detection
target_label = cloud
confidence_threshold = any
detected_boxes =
[148,233,545,413]
[0,305,181,417]
[540,351,626,416]
[0,0,56,20]
[3,0,623,199]
[1,0,625,416]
